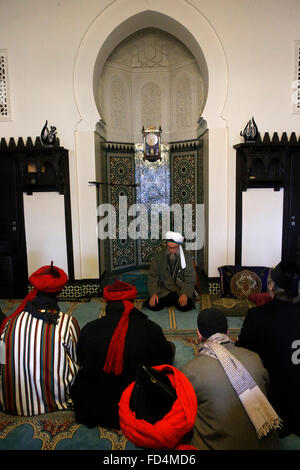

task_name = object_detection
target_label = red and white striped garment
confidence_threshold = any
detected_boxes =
[0,310,80,416]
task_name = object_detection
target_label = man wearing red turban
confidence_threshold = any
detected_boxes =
[0,263,80,416]
[119,364,198,450]
[70,279,175,429]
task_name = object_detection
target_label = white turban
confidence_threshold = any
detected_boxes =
[165,231,186,269]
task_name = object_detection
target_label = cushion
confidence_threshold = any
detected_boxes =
[248,292,272,306]
[218,265,270,299]
[199,294,255,317]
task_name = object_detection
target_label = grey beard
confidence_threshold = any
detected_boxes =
[168,252,179,264]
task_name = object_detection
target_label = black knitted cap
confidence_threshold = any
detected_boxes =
[197,308,228,339]
[270,260,300,299]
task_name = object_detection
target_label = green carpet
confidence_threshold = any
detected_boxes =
[0,297,299,451]
[0,298,201,451]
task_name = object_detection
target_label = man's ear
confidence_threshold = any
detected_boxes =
[197,329,202,341]
[268,280,275,299]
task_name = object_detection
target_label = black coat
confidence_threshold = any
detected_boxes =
[70,301,174,429]
[236,298,300,435]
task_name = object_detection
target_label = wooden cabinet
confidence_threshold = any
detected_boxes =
[0,137,74,298]
[283,147,300,265]
[234,133,300,266]
[0,151,27,298]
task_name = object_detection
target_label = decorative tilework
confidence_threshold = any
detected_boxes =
[208,280,221,295]
[56,280,101,300]
[135,143,171,264]
[170,145,203,266]
[103,148,137,271]
[100,140,205,274]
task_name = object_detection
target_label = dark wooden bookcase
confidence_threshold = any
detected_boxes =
[0,137,74,298]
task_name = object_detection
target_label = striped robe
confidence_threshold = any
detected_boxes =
[0,310,80,416]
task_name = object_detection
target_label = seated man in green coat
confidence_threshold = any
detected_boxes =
[144,231,197,312]
[182,308,280,450]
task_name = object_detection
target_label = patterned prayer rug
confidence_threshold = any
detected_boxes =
[0,326,241,451]
[0,297,246,331]
[1,297,298,451]
[0,410,140,450]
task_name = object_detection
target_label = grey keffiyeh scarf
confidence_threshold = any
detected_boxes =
[198,333,282,439]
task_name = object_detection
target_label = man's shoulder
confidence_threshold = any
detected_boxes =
[245,300,276,321]
[152,249,166,260]
[131,313,162,330]
[182,354,217,372]
[183,250,195,267]
[182,248,193,258]
[80,316,107,333]
[183,343,265,372]
[182,355,222,387]
[227,342,264,366]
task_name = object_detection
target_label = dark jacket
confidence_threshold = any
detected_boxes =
[236,298,300,435]
[0,308,6,327]
[70,301,174,429]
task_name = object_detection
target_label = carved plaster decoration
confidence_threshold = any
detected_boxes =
[98,28,204,142]
[141,82,162,130]
[108,28,193,68]
[110,76,127,130]
[175,76,192,130]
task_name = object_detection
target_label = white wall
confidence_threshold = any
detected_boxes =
[1,0,299,279]
[242,188,284,267]
[23,193,68,275]
[206,0,300,268]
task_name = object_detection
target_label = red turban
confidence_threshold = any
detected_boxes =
[0,263,68,336]
[102,279,137,376]
[29,264,68,293]
[103,279,137,301]
[119,364,198,450]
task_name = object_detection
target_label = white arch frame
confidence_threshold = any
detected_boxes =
[74,0,228,130]
[73,0,229,278]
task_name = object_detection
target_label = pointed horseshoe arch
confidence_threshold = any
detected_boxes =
[73,0,229,279]
[74,0,228,131]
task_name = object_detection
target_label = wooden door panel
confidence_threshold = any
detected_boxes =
[287,152,300,265]
[0,155,28,297]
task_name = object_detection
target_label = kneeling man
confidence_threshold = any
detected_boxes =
[145,231,197,312]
